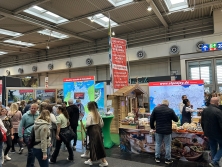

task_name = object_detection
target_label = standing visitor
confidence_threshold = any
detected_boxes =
[8,103,23,154]
[49,106,74,163]
[150,100,178,164]
[201,97,222,167]
[45,105,57,152]
[52,99,62,116]
[23,101,32,114]
[66,99,79,151]
[179,95,187,113]
[84,102,108,167]
[0,118,7,167]
[181,99,195,125]
[19,100,26,114]
[0,108,14,161]
[18,103,39,167]
[75,99,85,120]
[6,103,11,112]
[81,101,99,158]
[33,110,51,167]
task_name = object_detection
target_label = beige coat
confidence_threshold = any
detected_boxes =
[34,119,50,156]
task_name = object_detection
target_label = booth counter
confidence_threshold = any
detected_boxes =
[119,126,208,162]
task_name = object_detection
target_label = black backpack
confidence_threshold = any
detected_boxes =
[28,128,41,148]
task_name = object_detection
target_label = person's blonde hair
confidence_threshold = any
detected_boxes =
[10,103,18,115]
[39,102,48,113]
[37,110,51,123]
[57,98,62,104]
[87,101,100,123]
[162,100,169,106]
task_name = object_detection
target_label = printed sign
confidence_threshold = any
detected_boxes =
[111,37,128,89]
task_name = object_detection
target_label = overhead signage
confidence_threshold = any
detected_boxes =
[202,42,222,52]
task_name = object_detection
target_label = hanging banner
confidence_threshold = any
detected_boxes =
[111,37,128,89]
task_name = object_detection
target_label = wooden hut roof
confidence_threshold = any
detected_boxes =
[113,84,146,96]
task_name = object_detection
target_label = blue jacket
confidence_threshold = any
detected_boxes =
[18,110,39,138]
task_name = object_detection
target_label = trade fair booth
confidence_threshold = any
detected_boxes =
[5,77,208,161]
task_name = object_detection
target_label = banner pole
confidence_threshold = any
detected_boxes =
[108,12,114,94]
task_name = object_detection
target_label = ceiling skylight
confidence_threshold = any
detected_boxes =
[170,0,184,4]
[0,51,7,55]
[165,0,188,12]
[0,28,23,37]
[4,40,35,47]
[38,29,69,39]
[108,0,133,6]
[24,6,69,24]
[88,14,118,28]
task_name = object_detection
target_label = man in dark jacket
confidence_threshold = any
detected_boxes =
[67,99,79,151]
[201,97,222,167]
[150,100,178,164]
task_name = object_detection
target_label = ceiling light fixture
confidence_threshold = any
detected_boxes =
[107,0,133,7]
[112,31,115,36]
[38,29,69,39]
[24,6,69,24]
[87,13,118,28]
[4,39,35,47]
[147,6,152,11]
[0,28,23,37]
[0,51,8,55]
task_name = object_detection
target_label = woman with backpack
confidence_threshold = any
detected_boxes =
[33,109,51,167]
[0,108,14,161]
[7,103,23,154]
[49,106,74,163]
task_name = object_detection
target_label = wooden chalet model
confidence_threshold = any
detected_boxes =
[108,83,146,133]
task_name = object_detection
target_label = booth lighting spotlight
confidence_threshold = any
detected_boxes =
[147,6,152,11]
[112,31,115,36]
[46,45,50,49]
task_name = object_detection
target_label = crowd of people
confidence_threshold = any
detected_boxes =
[150,92,222,167]
[0,98,108,167]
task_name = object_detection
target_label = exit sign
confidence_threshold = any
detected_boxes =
[202,42,222,52]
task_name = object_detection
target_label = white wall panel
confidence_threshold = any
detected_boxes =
[40,75,46,87]
[97,68,108,81]
[171,60,181,74]
[214,9,222,33]
[48,73,69,86]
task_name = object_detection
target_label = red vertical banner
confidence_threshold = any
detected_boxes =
[111,37,128,89]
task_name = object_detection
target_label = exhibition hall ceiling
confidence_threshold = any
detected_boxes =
[0,0,221,58]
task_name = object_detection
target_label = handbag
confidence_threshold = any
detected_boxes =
[0,128,7,142]
[59,126,76,144]
[51,122,57,130]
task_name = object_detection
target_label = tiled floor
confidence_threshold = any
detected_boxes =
[3,141,210,167]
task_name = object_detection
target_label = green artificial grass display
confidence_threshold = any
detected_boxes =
[76,126,120,145]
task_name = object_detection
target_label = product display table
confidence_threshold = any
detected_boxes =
[119,127,209,162]
[102,115,114,148]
